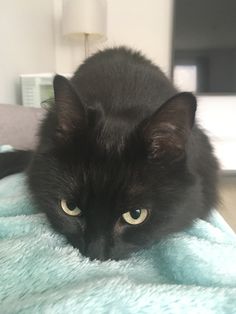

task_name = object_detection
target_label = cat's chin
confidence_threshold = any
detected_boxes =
[84,251,133,262]
[65,234,140,261]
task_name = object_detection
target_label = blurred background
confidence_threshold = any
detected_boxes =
[0,0,235,230]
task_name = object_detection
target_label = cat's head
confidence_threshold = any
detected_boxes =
[28,74,198,261]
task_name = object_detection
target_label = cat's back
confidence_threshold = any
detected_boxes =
[71,47,177,125]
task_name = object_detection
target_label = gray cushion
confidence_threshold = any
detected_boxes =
[0,104,45,150]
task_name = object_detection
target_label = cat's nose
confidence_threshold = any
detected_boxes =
[84,237,109,261]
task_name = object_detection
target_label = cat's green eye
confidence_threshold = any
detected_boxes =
[122,208,149,225]
[60,199,82,216]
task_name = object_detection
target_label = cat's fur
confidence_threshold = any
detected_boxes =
[0,47,219,260]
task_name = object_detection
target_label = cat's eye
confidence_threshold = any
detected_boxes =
[122,208,149,225]
[60,199,82,216]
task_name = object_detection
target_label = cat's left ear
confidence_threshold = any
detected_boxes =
[142,92,197,163]
[53,75,86,138]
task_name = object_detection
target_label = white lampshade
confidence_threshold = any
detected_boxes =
[62,0,107,40]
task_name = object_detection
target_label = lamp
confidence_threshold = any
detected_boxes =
[62,0,107,58]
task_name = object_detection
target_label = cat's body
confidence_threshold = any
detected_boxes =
[0,47,219,260]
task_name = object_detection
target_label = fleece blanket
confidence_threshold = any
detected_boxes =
[1,173,236,314]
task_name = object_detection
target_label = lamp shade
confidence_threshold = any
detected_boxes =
[62,0,107,39]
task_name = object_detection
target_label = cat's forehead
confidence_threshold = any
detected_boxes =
[87,106,138,154]
[84,154,148,192]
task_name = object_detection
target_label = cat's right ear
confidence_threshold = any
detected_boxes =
[53,75,86,139]
[140,92,196,164]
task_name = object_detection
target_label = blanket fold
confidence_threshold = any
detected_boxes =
[1,173,236,314]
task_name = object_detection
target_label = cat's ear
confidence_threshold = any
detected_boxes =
[53,74,86,138]
[142,92,197,163]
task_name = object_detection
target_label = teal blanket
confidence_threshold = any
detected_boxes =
[1,173,236,314]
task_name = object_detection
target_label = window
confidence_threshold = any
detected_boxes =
[173,65,197,92]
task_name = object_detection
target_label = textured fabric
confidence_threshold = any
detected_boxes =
[0,173,236,314]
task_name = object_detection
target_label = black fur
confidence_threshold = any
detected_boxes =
[0,150,32,179]
[0,47,219,260]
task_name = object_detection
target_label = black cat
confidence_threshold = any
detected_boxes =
[0,47,219,260]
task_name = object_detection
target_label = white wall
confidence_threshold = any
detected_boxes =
[0,0,174,105]
[106,0,173,75]
[54,0,174,76]
[0,0,55,105]
[197,96,236,172]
